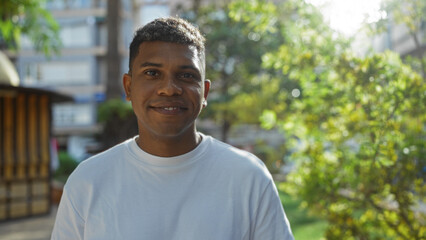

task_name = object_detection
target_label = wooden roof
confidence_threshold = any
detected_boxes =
[0,84,73,103]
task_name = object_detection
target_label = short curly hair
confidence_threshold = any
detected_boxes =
[128,17,206,74]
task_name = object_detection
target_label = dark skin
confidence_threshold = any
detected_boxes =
[123,41,210,157]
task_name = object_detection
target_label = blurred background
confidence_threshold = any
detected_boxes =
[0,0,424,239]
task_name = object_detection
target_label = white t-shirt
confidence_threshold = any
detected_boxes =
[51,134,294,240]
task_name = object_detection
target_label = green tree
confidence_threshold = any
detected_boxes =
[97,99,138,150]
[230,0,425,239]
[0,0,61,56]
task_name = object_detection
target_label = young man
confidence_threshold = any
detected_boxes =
[51,17,294,240]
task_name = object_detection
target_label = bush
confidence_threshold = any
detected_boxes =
[97,98,138,149]
[53,151,79,183]
[253,139,284,174]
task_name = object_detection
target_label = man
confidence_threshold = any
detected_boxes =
[51,17,294,240]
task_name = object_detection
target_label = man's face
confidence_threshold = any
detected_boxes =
[123,41,210,141]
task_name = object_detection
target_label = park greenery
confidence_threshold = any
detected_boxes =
[53,151,79,184]
[0,0,61,56]
[222,0,425,239]
[277,182,328,239]
[97,99,138,149]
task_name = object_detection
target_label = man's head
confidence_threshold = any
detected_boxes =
[123,17,210,155]
[128,17,206,76]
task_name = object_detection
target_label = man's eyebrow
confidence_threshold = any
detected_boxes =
[139,62,200,73]
[139,62,162,68]
[180,65,200,72]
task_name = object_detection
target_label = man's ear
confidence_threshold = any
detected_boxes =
[203,79,211,108]
[123,73,132,101]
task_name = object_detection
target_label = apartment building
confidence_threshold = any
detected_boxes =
[370,22,425,58]
[352,3,426,61]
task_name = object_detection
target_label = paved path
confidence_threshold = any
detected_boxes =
[0,206,57,240]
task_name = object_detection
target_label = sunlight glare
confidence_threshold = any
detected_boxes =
[306,0,384,36]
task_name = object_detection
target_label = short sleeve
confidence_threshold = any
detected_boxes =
[51,186,85,240]
[251,181,294,240]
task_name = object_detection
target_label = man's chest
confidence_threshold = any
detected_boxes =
[83,184,253,240]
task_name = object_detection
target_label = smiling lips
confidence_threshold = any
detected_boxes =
[150,102,188,115]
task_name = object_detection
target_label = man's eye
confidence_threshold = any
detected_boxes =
[145,70,158,76]
[180,73,196,79]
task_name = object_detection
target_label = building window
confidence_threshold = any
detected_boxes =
[53,103,94,126]
[139,4,170,25]
[47,0,91,10]
[97,23,107,47]
[60,24,92,47]
[20,35,34,49]
[23,61,91,86]
[20,23,92,49]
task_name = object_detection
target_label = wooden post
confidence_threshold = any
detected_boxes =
[39,95,50,178]
[16,94,27,179]
[3,97,14,180]
[28,94,39,179]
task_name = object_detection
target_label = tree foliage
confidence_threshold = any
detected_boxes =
[97,99,138,150]
[229,0,425,239]
[0,0,61,55]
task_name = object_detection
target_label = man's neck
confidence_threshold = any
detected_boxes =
[136,131,202,157]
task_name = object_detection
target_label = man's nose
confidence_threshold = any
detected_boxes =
[157,75,183,96]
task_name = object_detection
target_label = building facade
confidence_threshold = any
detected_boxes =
[359,4,426,60]
[370,21,425,58]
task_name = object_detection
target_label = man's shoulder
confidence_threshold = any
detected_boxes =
[204,136,270,175]
[82,138,131,166]
[206,136,260,159]
[65,138,133,184]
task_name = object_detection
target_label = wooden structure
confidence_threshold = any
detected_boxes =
[0,84,71,221]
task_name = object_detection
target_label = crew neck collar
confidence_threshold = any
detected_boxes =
[126,133,210,167]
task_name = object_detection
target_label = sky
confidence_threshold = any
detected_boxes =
[306,0,385,36]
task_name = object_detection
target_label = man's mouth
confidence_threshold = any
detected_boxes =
[150,105,187,115]
[162,107,180,111]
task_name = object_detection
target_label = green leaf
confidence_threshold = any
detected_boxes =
[259,110,277,130]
